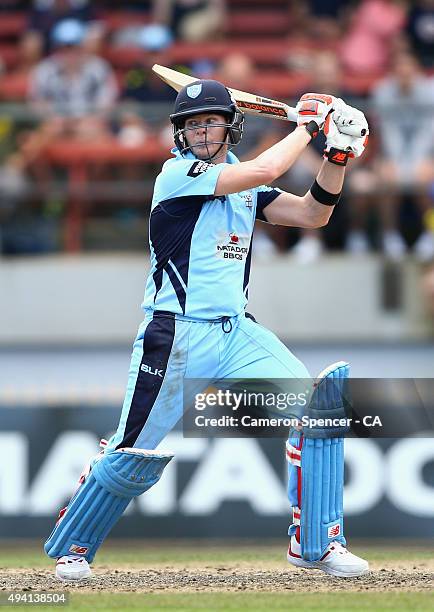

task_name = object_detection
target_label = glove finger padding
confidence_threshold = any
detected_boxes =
[295,93,336,130]
[324,114,369,162]
[333,105,369,138]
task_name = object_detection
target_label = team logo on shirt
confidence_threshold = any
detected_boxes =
[187,160,215,177]
[216,232,250,261]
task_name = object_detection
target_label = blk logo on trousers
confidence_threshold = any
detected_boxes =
[140,364,164,377]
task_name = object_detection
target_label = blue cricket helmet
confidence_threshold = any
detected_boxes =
[170,79,244,157]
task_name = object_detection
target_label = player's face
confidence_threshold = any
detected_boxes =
[184,113,228,161]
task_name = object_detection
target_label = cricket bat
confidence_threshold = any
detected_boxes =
[152,64,366,137]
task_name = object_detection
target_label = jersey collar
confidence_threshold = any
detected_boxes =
[171,147,239,165]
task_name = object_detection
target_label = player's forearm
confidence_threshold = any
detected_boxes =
[215,126,312,195]
[254,126,311,180]
[315,158,346,194]
[302,160,346,227]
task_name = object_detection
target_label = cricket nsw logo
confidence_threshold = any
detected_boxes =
[216,232,250,262]
[328,523,341,538]
[187,84,202,98]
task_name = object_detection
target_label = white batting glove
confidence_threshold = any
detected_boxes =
[295,92,336,139]
[333,100,369,139]
[324,105,369,166]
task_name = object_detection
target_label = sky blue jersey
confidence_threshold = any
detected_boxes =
[142,148,282,319]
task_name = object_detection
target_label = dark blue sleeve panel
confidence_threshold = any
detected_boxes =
[256,187,283,222]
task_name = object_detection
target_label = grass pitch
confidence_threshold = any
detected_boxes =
[0,541,433,611]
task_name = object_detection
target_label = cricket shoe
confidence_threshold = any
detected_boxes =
[287,536,369,577]
[55,555,92,581]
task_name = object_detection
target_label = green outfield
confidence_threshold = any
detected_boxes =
[0,542,433,611]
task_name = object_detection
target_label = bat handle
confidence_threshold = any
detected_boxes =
[286,106,297,123]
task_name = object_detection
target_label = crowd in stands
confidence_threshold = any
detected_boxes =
[0,0,433,262]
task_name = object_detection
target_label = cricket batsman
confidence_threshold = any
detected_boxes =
[45,80,370,580]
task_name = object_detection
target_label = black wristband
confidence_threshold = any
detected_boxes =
[303,120,319,139]
[310,179,341,206]
[325,147,350,166]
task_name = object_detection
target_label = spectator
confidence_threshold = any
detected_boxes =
[300,0,347,44]
[214,53,281,160]
[112,21,173,51]
[283,51,353,263]
[115,105,153,189]
[29,19,117,119]
[345,51,434,259]
[152,0,226,42]
[16,31,43,74]
[16,18,118,183]
[117,108,150,148]
[370,51,434,260]
[406,0,434,68]
[121,24,175,103]
[340,0,407,75]
[23,0,103,61]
